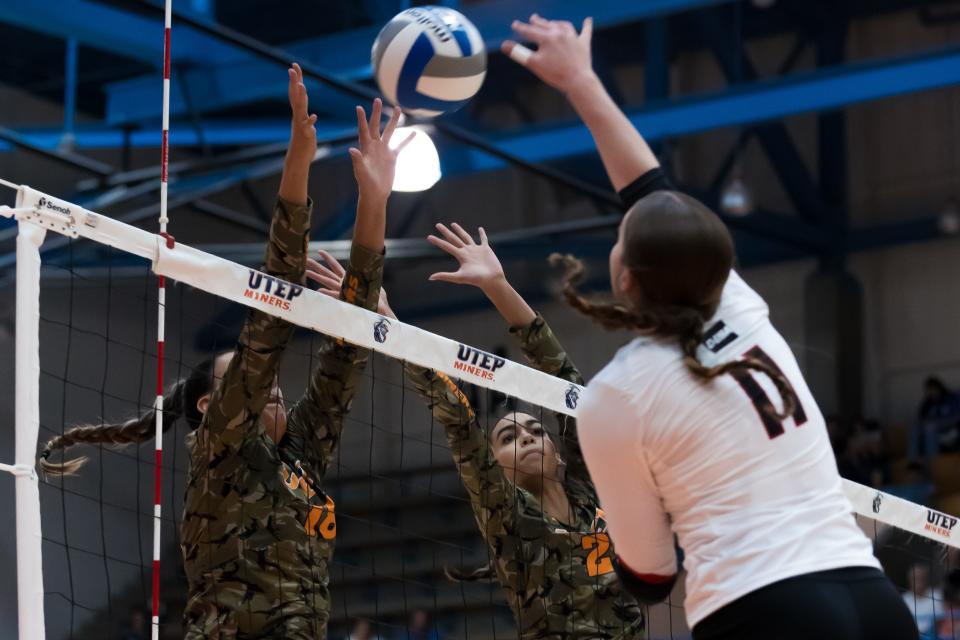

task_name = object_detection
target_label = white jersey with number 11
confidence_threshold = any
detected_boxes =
[577,270,880,628]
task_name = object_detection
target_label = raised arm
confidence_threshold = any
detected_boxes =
[304,255,518,539]
[200,64,316,446]
[502,15,666,201]
[426,222,583,384]
[425,222,595,493]
[282,101,413,477]
[404,363,517,542]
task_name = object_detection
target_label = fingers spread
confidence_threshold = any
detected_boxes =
[383,106,401,143]
[511,20,550,43]
[426,234,460,256]
[478,226,489,245]
[580,16,593,42]
[503,40,533,66]
[317,249,346,276]
[428,271,462,284]
[395,130,416,153]
[369,98,383,139]
[355,106,369,142]
[450,222,474,245]
[435,223,465,248]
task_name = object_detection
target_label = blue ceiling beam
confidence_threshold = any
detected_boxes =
[103,0,732,126]
[452,45,960,172]
[0,120,356,151]
[0,0,240,65]
[9,46,958,165]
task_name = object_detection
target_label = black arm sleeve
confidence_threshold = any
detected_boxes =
[618,167,674,212]
[613,555,678,605]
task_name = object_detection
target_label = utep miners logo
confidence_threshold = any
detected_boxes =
[244,270,303,312]
[565,384,581,410]
[453,344,505,382]
[872,491,883,514]
[924,509,958,540]
[373,318,391,343]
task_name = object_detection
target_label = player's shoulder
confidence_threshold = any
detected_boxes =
[716,270,769,321]
[588,337,682,412]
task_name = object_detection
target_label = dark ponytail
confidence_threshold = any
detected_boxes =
[551,252,795,421]
[39,355,219,476]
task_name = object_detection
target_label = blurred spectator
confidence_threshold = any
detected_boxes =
[348,619,379,640]
[845,417,889,487]
[398,609,440,640]
[826,415,855,478]
[884,462,935,505]
[937,569,960,640]
[902,563,943,638]
[910,377,960,465]
[119,608,146,640]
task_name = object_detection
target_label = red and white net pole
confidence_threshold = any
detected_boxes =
[152,0,173,638]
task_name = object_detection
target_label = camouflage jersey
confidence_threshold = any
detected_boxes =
[405,315,645,639]
[180,197,383,639]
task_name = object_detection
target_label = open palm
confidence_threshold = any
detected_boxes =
[350,99,415,203]
[427,223,505,291]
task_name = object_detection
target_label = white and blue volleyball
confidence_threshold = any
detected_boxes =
[372,6,486,118]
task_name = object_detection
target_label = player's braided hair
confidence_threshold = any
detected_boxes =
[551,190,796,419]
[39,355,219,476]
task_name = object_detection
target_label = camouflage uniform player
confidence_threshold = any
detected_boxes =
[306,222,647,639]
[180,75,411,638]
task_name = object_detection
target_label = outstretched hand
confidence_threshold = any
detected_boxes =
[287,63,318,160]
[501,14,594,94]
[427,223,506,292]
[350,99,416,205]
[306,249,395,319]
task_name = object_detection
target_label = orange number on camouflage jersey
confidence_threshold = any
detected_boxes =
[305,494,336,540]
[582,532,614,577]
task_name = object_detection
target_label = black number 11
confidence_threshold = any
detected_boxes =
[730,346,808,439]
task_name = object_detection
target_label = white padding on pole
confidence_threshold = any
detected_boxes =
[153,240,581,416]
[14,211,47,640]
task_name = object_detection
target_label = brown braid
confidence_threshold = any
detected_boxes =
[552,253,796,420]
[38,382,186,476]
[38,354,220,476]
[444,561,496,583]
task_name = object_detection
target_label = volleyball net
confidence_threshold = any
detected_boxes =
[1,181,958,640]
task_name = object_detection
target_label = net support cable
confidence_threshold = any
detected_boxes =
[1,181,958,638]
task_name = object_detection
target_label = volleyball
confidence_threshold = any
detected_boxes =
[372,6,487,118]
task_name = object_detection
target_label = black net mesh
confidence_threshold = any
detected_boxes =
[28,240,958,640]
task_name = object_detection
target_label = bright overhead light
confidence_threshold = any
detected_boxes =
[390,125,441,192]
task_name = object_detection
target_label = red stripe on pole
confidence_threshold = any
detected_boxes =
[152,559,161,614]
[156,341,165,395]
[158,275,165,288]
[154,450,163,503]
[161,131,169,182]
[163,28,171,80]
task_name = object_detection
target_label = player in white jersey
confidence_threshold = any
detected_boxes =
[503,14,918,640]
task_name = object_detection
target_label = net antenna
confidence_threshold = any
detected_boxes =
[151,1,174,638]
